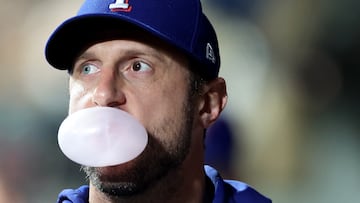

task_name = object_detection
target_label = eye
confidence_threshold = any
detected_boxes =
[132,61,151,72]
[81,64,99,75]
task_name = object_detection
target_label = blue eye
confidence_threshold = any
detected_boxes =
[132,61,151,72]
[81,64,99,74]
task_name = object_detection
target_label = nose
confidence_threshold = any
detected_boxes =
[92,71,126,107]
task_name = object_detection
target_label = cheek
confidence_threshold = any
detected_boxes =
[139,82,188,126]
[68,82,92,113]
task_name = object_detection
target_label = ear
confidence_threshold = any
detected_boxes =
[198,77,228,128]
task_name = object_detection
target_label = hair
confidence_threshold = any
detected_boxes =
[187,59,209,97]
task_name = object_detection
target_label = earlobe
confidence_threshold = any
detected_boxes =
[199,77,227,128]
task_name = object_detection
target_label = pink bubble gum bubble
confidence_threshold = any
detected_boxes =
[58,107,148,167]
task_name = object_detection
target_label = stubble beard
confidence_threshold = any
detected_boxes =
[81,91,196,199]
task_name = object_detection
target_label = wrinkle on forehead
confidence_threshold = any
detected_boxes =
[69,24,190,72]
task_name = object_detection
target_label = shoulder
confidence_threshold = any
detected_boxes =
[204,165,272,203]
[57,185,89,203]
[222,180,272,203]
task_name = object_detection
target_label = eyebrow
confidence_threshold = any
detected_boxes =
[74,52,91,61]
[70,47,165,75]
[75,47,165,63]
[75,52,96,62]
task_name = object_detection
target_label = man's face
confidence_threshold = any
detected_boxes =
[68,37,200,196]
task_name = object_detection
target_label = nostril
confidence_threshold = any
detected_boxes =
[107,101,123,107]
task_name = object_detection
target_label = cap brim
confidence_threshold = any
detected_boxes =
[45,14,172,70]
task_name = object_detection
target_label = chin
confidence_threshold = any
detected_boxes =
[95,159,142,181]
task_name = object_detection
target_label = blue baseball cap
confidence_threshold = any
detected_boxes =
[45,0,220,80]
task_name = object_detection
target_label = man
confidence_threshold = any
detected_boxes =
[45,0,271,202]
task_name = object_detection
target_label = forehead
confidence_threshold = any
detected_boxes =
[70,26,190,70]
[76,39,166,63]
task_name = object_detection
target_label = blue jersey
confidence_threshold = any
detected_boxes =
[57,165,271,203]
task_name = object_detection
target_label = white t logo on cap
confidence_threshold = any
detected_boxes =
[206,43,216,64]
[109,0,132,12]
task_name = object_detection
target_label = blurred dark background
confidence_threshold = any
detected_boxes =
[1,0,359,202]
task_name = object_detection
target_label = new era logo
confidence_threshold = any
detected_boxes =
[206,43,216,64]
[109,0,132,12]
